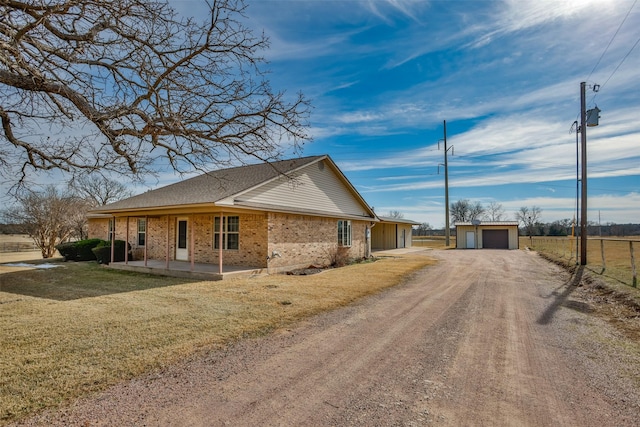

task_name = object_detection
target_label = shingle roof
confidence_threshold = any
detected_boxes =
[90,155,325,213]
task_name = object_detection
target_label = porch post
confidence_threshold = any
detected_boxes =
[190,214,195,271]
[219,212,223,274]
[165,215,170,269]
[125,217,129,264]
[110,216,115,263]
[144,215,148,267]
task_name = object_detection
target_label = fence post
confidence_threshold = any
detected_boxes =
[630,241,637,288]
[600,239,606,273]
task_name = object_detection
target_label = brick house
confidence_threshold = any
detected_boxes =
[88,155,390,278]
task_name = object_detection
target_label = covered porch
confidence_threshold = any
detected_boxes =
[107,259,267,281]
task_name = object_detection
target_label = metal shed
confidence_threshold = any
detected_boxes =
[371,217,420,250]
[455,221,520,250]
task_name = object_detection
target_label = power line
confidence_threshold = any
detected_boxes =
[600,34,640,91]
[587,0,639,107]
[585,0,637,83]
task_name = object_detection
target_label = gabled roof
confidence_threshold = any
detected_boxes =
[90,155,375,219]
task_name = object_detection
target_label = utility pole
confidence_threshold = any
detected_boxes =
[579,81,601,266]
[444,120,450,246]
[574,120,580,265]
[580,82,588,265]
[438,120,453,247]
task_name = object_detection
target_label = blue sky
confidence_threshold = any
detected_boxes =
[5,0,638,229]
[212,0,638,228]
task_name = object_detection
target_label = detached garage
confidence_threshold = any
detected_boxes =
[455,221,519,250]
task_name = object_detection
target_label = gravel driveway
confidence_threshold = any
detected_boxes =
[13,249,640,426]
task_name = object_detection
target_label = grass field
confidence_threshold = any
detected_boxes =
[0,234,43,263]
[0,254,435,424]
[523,236,639,291]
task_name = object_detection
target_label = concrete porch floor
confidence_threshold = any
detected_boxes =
[107,260,267,281]
[106,248,428,280]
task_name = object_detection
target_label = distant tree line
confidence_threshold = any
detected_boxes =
[413,221,640,237]
[410,199,640,237]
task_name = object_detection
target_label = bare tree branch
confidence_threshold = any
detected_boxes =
[450,199,485,223]
[69,175,132,206]
[486,201,505,221]
[0,0,311,189]
[515,206,543,237]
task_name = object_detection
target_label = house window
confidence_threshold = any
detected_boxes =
[214,216,239,250]
[137,218,146,246]
[338,220,352,247]
[108,219,114,241]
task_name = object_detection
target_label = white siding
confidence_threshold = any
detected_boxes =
[372,223,396,250]
[237,160,369,217]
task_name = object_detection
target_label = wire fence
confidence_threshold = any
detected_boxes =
[526,236,638,288]
[0,241,38,253]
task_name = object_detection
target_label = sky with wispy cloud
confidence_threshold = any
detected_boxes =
[6,0,637,229]
[202,0,638,227]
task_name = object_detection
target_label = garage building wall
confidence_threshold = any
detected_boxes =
[371,222,415,250]
[456,224,519,249]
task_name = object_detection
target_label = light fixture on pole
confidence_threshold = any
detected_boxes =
[579,82,601,266]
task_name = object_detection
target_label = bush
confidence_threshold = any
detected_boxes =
[55,238,104,261]
[92,240,131,264]
[55,242,77,261]
[75,238,105,261]
[325,245,352,268]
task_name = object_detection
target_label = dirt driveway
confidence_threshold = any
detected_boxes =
[15,249,640,426]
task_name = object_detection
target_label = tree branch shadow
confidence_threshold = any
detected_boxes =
[0,263,193,301]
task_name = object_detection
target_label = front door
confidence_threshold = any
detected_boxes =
[466,231,475,249]
[176,218,189,261]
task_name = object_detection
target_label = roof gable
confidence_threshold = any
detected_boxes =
[230,157,373,218]
[90,155,375,219]
[90,156,324,213]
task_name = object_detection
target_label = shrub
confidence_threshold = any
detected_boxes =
[55,242,77,261]
[75,238,105,261]
[325,245,352,268]
[92,240,131,264]
[55,239,104,261]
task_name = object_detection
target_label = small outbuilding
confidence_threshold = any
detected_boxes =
[371,217,420,250]
[455,221,520,250]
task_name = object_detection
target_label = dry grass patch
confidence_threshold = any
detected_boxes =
[0,254,434,424]
[413,236,456,249]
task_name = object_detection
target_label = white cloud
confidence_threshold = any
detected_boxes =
[337,111,385,124]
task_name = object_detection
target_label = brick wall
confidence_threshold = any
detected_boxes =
[205,213,268,267]
[90,213,269,266]
[87,218,109,241]
[266,212,369,271]
[89,212,370,271]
